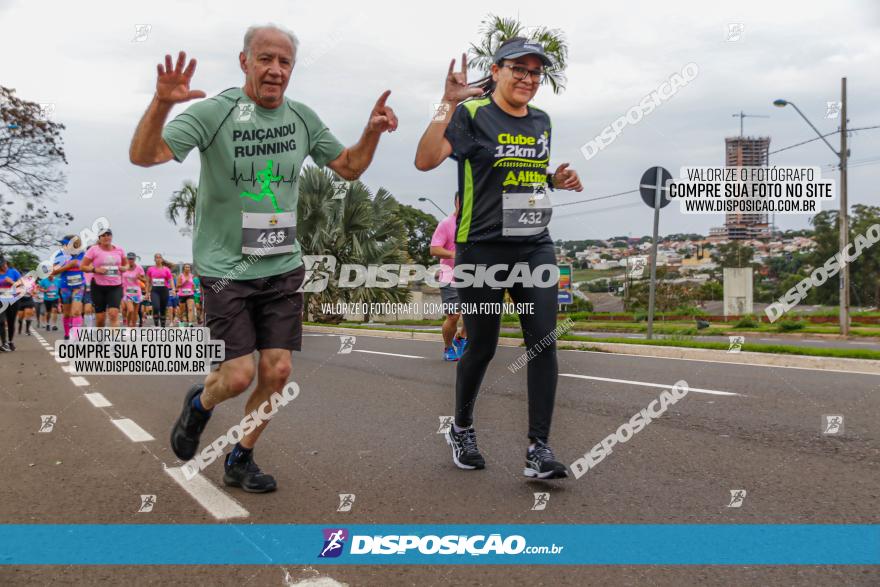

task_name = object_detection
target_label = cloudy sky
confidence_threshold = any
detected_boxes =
[2,0,879,261]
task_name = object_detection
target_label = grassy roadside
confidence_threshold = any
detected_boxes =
[304,322,880,361]
[567,321,880,338]
[330,318,880,338]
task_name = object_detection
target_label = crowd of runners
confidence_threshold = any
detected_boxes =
[0,232,204,351]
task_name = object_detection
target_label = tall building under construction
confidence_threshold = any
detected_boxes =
[711,136,772,240]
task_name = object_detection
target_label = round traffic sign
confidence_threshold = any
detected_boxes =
[639,166,673,209]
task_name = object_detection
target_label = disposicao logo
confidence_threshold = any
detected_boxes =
[318,528,348,558]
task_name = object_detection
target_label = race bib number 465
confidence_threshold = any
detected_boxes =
[242,212,296,256]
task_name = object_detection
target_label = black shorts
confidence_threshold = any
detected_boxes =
[200,265,305,362]
[18,297,35,310]
[44,300,57,312]
[179,295,194,304]
[91,283,123,313]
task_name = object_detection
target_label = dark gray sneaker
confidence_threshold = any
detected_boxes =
[524,439,568,479]
[445,426,486,470]
[170,384,211,460]
[223,452,277,493]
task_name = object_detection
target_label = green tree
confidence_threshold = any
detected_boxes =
[626,281,698,312]
[0,86,71,248]
[698,280,723,302]
[2,249,40,272]
[467,14,569,94]
[811,205,880,307]
[297,166,409,323]
[166,180,198,237]
[397,204,438,267]
[714,241,755,268]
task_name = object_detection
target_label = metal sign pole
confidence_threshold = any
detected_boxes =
[646,167,662,340]
[638,165,671,341]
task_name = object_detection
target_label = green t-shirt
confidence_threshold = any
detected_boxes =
[162,87,344,279]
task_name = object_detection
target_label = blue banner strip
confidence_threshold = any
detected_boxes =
[1,525,877,565]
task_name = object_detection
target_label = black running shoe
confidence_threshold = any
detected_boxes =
[0,343,9,352]
[524,439,568,479]
[52,325,58,331]
[170,384,211,460]
[445,426,486,470]
[7,341,15,352]
[223,452,277,493]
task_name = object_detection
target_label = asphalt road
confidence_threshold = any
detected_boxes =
[2,327,878,586]
[369,323,880,351]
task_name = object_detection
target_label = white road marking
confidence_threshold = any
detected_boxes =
[560,373,741,397]
[84,392,112,408]
[352,349,424,359]
[111,418,154,442]
[164,467,249,520]
[851,341,876,346]
[54,357,67,363]
[556,347,880,376]
[61,365,75,373]
[48,351,55,356]
[70,376,89,387]
[326,331,880,376]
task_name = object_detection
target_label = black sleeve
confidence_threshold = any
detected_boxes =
[443,104,477,161]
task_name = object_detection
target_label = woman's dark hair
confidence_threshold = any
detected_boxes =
[468,36,529,98]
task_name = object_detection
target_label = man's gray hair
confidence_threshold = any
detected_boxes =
[243,24,299,58]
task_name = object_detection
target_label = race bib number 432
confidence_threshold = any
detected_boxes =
[502,192,553,236]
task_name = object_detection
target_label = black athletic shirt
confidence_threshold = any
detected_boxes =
[444,95,553,244]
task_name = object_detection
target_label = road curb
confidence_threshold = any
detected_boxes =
[304,325,880,375]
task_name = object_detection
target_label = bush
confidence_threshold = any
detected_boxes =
[735,315,759,328]
[567,297,593,312]
[671,306,708,317]
[777,320,805,332]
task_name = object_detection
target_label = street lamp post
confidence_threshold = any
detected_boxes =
[418,197,448,217]
[773,79,850,336]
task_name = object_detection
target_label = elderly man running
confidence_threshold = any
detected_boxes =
[129,23,397,492]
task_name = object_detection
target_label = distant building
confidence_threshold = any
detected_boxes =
[710,136,772,240]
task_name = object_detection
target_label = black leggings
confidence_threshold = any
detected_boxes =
[1,300,18,344]
[151,287,169,326]
[454,240,559,442]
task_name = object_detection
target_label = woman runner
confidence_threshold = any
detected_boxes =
[415,38,582,479]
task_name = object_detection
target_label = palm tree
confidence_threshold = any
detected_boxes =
[297,165,410,323]
[468,14,569,94]
[166,181,197,236]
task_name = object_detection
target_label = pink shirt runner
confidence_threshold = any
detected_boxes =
[146,266,174,288]
[84,245,126,287]
[430,214,457,284]
[123,265,145,295]
[177,274,195,296]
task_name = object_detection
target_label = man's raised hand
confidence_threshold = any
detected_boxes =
[368,90,398,133]
[156,51,206,105]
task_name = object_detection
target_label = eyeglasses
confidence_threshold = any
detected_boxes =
[501,64,545,83]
